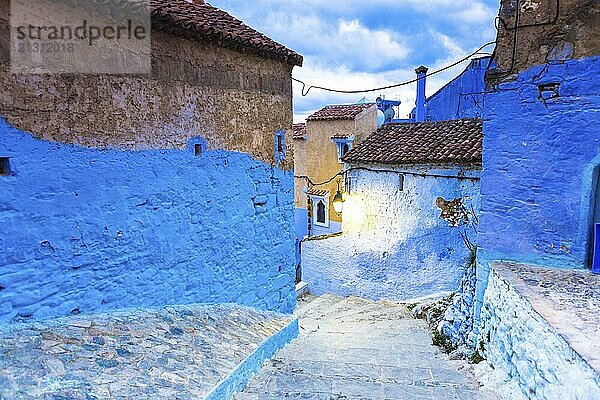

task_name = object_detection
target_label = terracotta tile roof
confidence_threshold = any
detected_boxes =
[306,188,330,197]
[293,123,306,140]
[343,118,483,166]
[307,104,375,121]
[150,0,303,66]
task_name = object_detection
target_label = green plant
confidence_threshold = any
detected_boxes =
[432,330,457,354]
[469,351,485,364]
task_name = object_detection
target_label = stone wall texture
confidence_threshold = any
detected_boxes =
[0,0,295,169]
[490,0,599,80]
[439,249,477,351]
[476,0,600,325]
[0,120,296,322]
[0,2,300,321]
[478,267,600,400]
[302,166,480,300]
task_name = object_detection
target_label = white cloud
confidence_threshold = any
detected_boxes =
[210,0,499,122]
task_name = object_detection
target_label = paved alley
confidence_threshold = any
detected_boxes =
[236,294,494,400]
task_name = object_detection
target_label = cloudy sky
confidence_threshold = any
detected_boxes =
[210,0,500,122]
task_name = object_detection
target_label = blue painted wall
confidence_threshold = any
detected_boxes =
[294,207,308,272]
[476,55,600,322]
[0,119,296,322]
[419,57,490,122]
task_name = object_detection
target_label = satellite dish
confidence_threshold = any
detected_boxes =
[377,110,385,127]
[384,108,395,123]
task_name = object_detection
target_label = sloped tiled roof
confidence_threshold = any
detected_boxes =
[306,188,330,197]
[151,0,303,66]
[293,123,306,140]
[343,118,483,166]
[307,104,375,121]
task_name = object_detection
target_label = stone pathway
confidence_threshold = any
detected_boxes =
[0,304,294,399]
[236,294,493,400]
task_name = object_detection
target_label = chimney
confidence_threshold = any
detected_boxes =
[414,66,428,122]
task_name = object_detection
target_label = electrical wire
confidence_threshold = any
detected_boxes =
[292,41,497,97]
[295,165,480,188]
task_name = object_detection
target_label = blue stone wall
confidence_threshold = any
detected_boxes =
[294,207,308,271]
[0,119,296,322]
[424,57,490,122]
[476,55,600,322]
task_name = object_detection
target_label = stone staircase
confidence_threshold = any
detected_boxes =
[236,293,493,400]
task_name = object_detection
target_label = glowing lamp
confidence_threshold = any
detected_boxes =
[332,181,345,214]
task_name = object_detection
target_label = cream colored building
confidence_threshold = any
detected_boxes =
[293,104,377,238]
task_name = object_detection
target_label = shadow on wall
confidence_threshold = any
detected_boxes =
[0,119,296,323]
[302,228,472,301]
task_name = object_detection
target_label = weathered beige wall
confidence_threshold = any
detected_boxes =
[294,106,377,224]
[293,136,308,209]
[353,107,378,143]
[491,0,600,82]
[0,0,295,169]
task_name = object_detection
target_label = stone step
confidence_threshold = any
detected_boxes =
[294,293,345,319]
[240,369,486,400]
[256,359,475,387]
[316,295,375,317]
[327,299,402,321]
[333,304,413,324]
[237,294,488,400]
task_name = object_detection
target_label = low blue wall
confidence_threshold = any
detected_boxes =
[476,55,600,322]
[0,119,296,322]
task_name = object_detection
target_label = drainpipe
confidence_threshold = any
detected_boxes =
[415,66,428,122]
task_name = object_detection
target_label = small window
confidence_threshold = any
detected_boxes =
[345,170,358,194]
[399,174,405,191]
[333,137,354,163]
[194,144,202,156]
[274,130,286,165]
[0,158,10,176]
[308,193,330,228]
[316,200,326,224]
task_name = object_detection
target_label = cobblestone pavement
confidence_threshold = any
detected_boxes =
[492,262,600,374]
[0,304,293,399]
[236,294,494,400]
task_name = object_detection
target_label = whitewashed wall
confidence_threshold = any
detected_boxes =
[302,165,480,301]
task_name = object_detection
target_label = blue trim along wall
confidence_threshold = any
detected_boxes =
[205,317,299,400]
[475,55,600,325]
[0,119,296,322]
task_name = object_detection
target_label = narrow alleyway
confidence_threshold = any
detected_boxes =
[236,294,493,400]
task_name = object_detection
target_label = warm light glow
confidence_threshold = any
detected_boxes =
[332,190,344,214]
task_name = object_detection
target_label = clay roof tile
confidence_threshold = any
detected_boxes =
[342,118,483,167]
